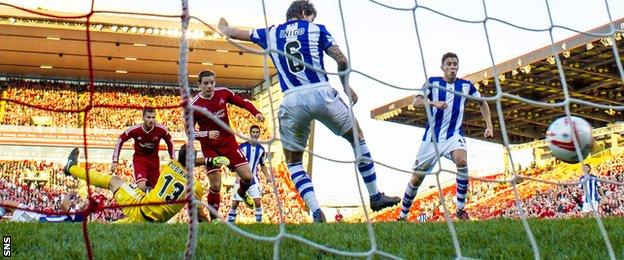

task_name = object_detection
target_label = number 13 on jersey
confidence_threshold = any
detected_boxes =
[158,174,185,202]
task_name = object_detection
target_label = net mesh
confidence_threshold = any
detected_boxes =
[0,0,622,259]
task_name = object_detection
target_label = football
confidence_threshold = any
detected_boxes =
[545,116,594,163]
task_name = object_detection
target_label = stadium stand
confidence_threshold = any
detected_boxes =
[0,80,270,140]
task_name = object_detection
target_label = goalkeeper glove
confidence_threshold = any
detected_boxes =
[207,156,230,167]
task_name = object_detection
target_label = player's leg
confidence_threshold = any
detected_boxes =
[247,181,263,223]
[233,165,254,207]
[206,170,221,220]
[316,87,399,211]
[145,156,161,191]
[399,143,436,221]
[227,199,240,223]
[226,145,254,208]
[64,147,125,192]
[132,156,150,192]
[278,90,325,222]
[200,145,223,221]
[64,147,145,221]
[449,137,469,220]
[285,149,324,222]
[254,198,263,223]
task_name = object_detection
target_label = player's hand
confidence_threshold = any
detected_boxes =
[344,86,358,105]
[430,101,448,110]
[255,113,265,122]
[110,162,118,172]
[211,156,230,167]
[484,127,494,138]
[208,130,220,140]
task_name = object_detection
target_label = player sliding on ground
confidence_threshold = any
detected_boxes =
[219,0,399,222]
[398,52,493,221]
[63,145,228,223]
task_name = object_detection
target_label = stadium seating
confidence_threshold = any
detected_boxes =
[0,80,270,140]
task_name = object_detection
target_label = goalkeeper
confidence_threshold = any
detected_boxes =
[63,145,229,223]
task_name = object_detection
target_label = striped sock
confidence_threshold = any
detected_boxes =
[227,208,237,223]
[288,162,320,213]
[352,140,380,199]
[255,207,262,222]
[399,182,419,218]
[456,167,469,209]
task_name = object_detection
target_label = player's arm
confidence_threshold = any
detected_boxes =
[259,151,271,183]
[478,100,493,138]
[413,83,447,109]
[60,191,78,213]
[163,129,175,159]
[228,91,265,122]
[218,18,252,41]
[112,131,131,172]
[0,200,19,214]
[325,45,358,105]
[598,181,606,197]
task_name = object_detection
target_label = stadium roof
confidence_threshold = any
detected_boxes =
[371,18,624,145]
[0,6,276,88]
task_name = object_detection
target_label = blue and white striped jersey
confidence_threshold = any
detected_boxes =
[250,20,335,93]
[418,77,481,142]
[579,174,601,203]
[239,141,266,178]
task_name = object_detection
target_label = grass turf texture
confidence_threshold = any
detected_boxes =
[1,217,623,259]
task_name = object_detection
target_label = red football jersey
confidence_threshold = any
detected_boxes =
[191,88,260,146]
[113,123,174,162]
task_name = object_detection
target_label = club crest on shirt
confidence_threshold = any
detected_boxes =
[219,98,225,105]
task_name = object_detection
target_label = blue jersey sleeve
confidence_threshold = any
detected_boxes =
[250,27,269,49]
[418,77,433,100]
[468,81,481,98]
[318,24,335,51]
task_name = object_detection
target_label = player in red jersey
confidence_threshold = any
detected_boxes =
[112,108,175,191]
[191,70,264,220]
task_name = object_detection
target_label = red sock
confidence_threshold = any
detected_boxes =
[207,189,221,219]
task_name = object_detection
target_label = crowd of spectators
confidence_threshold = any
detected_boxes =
[0,80,270,140]
[371,156,624,222]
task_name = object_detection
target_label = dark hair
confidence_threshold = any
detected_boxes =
[142,108,155,116]
[286,0,317,20]
[441,52,458,65]
[198,70,216,83]
[177,144,196,168]
[249,125,261,133]
[584,164,591,171]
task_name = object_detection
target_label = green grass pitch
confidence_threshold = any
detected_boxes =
[1,217,623,259]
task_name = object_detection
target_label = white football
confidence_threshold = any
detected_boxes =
[545,116,594,163]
